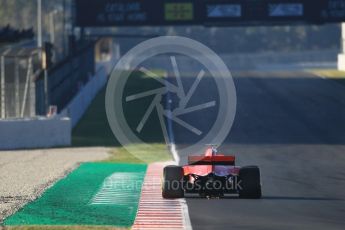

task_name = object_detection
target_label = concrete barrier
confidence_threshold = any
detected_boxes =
[0,65,108,150]
[0,116,71,150]
[0,55,117,150]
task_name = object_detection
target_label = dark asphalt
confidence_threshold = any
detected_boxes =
[173,71,345,230]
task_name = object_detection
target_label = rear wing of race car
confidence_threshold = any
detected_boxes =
[188,155,235,165]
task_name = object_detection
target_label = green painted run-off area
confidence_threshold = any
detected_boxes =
[4,163,147,227]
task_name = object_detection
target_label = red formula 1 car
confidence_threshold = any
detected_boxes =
[162,146,262,199]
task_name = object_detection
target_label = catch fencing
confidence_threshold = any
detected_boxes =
[0,40,96,118]
[0,47,40,118]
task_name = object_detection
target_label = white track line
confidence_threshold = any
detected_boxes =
[181,199,193,230]
[165,70,192,230]
[170,143,180,165]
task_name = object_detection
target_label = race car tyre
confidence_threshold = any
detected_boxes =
[162,165,184,198]
[238,166,262,199]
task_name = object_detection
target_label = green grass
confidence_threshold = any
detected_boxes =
[103,143,172,164]
[72,70,172,164]
[72,70,167,147]
[307,69,345,78]
[3,226,128,230]
[72,88,118,147]
[4,163,146,227]
[307,69,345,87]
[4,71,172,230]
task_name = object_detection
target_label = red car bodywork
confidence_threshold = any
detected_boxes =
[162,146,262,198]
[182,147,240,177]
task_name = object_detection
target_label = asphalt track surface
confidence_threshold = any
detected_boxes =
[173,71,345,230]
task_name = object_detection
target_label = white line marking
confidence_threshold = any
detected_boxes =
[170,143,180,165]
[157,104,171,145]
[168,148,192,230]
[164,67,192,229]
[181,199,193,230]
[312,72,326,79]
